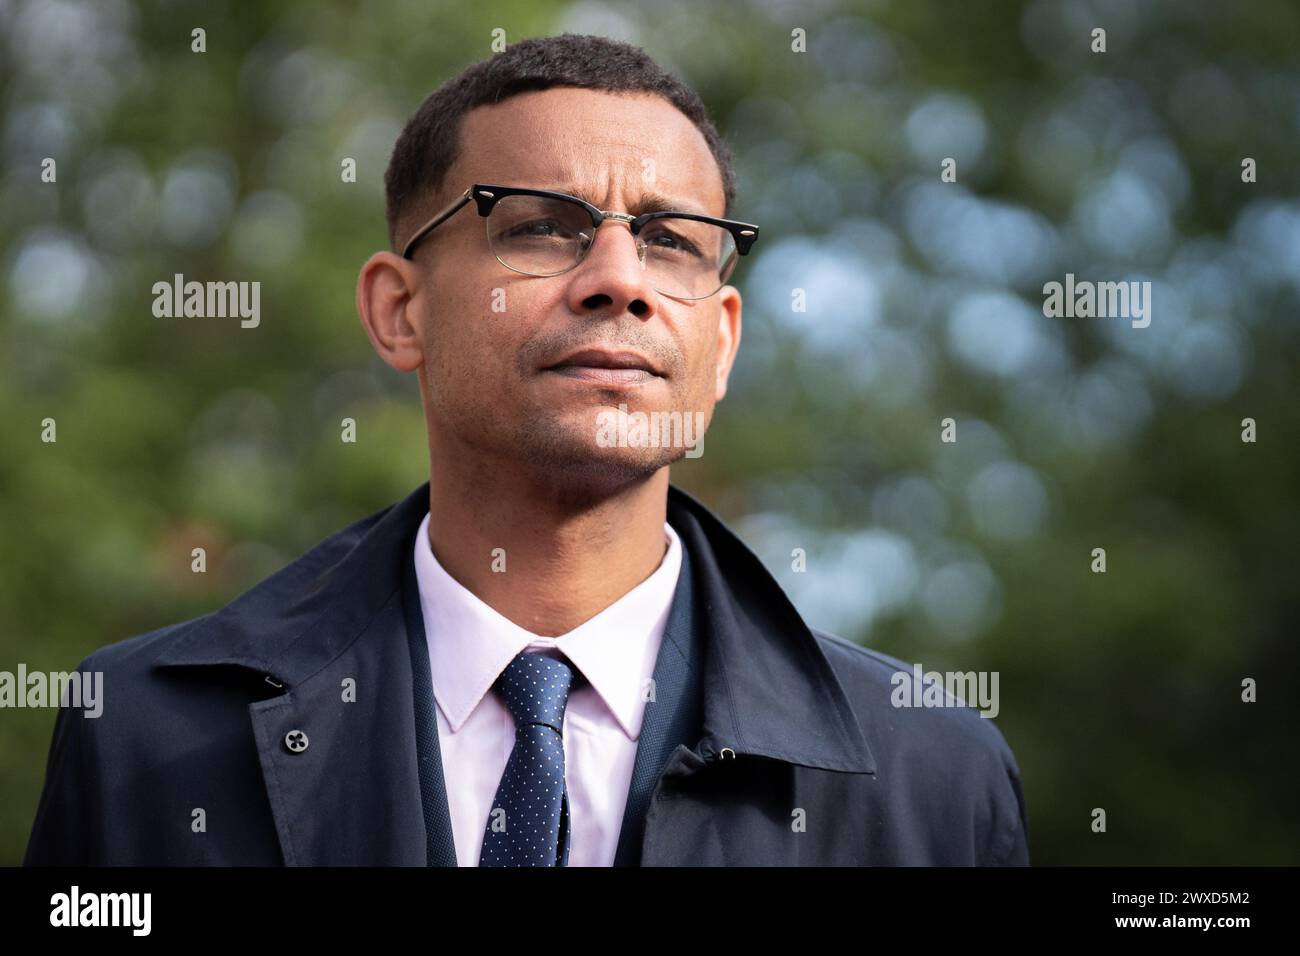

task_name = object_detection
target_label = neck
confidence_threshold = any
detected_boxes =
[424,452,671,637]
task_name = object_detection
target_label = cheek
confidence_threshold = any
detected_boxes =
[674,325,721,406]
[425,277,535,400]
[420,282,482,402]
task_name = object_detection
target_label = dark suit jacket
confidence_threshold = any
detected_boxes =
[25,481,1029,865]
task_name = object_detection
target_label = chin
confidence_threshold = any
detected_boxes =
[517,421,678,489]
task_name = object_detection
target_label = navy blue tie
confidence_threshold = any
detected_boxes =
[480,652,578,866]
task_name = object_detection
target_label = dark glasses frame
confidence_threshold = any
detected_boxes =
[400,183,761,267]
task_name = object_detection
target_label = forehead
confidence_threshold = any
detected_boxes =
[451,88,726,217]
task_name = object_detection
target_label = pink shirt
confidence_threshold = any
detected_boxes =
[411,510,683,866]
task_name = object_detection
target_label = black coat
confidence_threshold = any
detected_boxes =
[25,481,1029,866]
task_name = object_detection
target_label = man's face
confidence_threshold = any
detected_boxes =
[403,87,742,493]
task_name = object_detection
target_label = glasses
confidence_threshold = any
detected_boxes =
[400,183,760,301]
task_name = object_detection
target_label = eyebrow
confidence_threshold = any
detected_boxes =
[551,183,710,217]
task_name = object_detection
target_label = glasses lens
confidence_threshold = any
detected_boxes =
[640,217,738,300]
[486,195,741,299]
[487,194,592,276]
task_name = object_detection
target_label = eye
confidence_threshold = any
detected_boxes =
[644,225,703,257]
[504,218,577,240]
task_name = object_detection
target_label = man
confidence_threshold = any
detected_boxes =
[25,34,1028,866]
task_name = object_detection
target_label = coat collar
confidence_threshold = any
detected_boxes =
[154,480,875,775]
[664,484,875,774]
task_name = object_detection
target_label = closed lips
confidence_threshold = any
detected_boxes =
[545,350,662,375]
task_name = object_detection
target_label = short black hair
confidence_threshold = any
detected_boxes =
[383,33,738,251]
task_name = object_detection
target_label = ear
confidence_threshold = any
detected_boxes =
[712,285,742,402]
[356,251,426,373]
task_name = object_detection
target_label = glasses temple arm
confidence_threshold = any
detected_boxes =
[401,187,474,259]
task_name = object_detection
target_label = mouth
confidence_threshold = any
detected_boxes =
[542,348,664,387]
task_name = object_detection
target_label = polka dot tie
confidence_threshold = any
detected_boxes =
[479,652,579,867]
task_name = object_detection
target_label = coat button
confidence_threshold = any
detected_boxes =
[284,729,309,753]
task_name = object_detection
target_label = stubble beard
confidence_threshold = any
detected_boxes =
[509,398,684,505]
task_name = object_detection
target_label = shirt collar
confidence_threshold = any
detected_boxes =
[412,511,682,740]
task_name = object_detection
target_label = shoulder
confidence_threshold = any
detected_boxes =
[809,626,1029,864]
[78,617,207,678]
[810,626,1018,765]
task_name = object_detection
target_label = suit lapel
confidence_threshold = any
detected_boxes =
[246,594,426,864]
[157,485,438,865]
[611,531,705,865]
[247,521,437,865]
[631,486,879,865]
[400,528,460,866]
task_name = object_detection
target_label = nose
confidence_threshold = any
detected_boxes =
[565,219,659,320]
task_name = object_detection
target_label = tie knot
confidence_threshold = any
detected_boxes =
[494,652,577,732]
